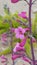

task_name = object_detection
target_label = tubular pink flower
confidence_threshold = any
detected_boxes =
[15,27,28,39]
[1,55,7,60]
[19,37,27,47]
[18,12,28,19]
[22,57,31,64]
[1,55,7,63]
[24,28,30,32]
[11,0,19,3]
[13,43,24,53]
[12,54,20,60]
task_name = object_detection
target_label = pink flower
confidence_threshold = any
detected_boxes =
[24,28,30,32]
[15,27,29,39]
[11,0,19,3]
[13,42,24,53]
[12,54,20,60]
[19,37,27,47]
[1,55,7,63]
[2,33,7,38]
[15,27,26,39]
[1,55,7,60]
[18,12,28,19]
[1,33,7,44]
[22,57,31,64]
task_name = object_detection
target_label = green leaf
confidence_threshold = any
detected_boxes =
[0,46,11,56]
[32,13,37,39]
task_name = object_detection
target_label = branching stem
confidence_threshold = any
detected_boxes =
[32,0,37,5]
[24,0,29,5]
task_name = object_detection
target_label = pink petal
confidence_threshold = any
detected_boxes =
[11,0,19,3]
[22,57,31,63]
[2,38,7,41]
[22,29,26,34]
[20,34,24,39]
[15,28,19,34]
[18,27,23,30]
[15,34,20,38]
[1,55,7,60]
[21,12,26,15]
[24,28,30,32]
[16,47,24,51]
[13,43,19,52]
[2,33,7,38]
[18,12,28,19]
[12,54,20,60]
[19,37,27,47]
[18,27,25,34]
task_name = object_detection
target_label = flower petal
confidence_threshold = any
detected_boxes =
[19,37,27,47]
[20,35,24,39]
[13,43,19,52]
[11,0,19,3]
[15,34,20,38]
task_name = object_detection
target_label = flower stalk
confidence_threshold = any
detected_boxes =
[29,0,35,65]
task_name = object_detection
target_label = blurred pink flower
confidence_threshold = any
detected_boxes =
[15,27,29,39]
[1,33,7,44]
[12,54,20,60]
[13,42,24,53]
[22,56,31,64]
[12,37,27,60]
[18,12,28,19]
[1,55,7,63]
[11,0,19,3]
[19,37,27,47]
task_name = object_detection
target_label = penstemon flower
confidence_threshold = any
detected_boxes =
[22,56,31,64]
[15,27,29,39]
[18,12,28,19]
[19,37,27,47]
[13,42,25,53]
[12,37,27,60]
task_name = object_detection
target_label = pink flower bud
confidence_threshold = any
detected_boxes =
[18,12,28,19]
[1,55,7,60]
[22,57,31,64]
[1,55,7,63]
[11,0,19,3]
